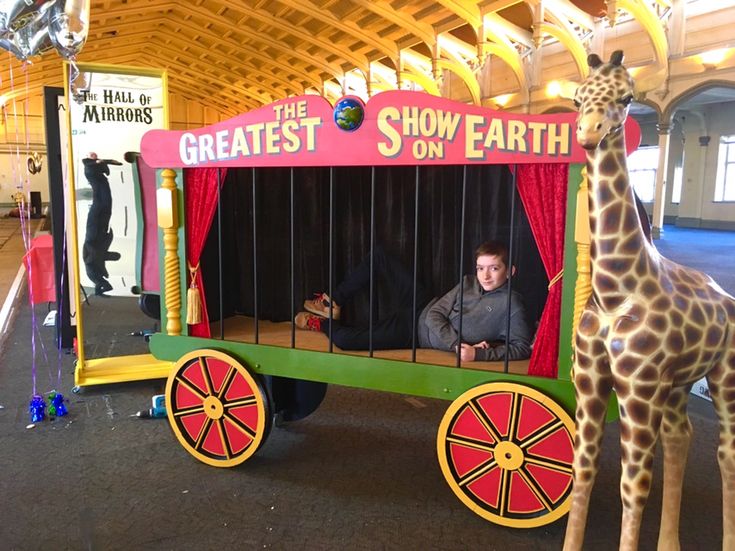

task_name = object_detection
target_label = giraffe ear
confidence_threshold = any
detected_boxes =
[610,50,625,66]
[587,54,603,69]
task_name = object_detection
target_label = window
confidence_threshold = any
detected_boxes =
[627,146,659,202]
[671,163,683,204]
[714,135,735,202]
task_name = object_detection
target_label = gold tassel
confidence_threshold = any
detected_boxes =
[186,262,202,325]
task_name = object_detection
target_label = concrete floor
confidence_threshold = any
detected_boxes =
[0,221,730,550]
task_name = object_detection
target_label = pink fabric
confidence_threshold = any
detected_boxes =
[185,167,226,337]
[516,164,569,378]
[23,234,56,305]
[137,156,160,293]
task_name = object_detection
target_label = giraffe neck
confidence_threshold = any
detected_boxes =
[586,129,653,311]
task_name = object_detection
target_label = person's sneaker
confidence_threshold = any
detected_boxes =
[303,293,340,320]
[295,312,326,331]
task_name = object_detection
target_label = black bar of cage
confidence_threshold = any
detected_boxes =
[290,167,295,349]
[411,165,420,363]
[503,165,518,374]
[252,169,259,344]
[456,166,467,369]
[369,166,375,357]
[328,167,334,353]
[217,168,224,340]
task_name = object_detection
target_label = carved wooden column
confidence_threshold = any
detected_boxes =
[157,168,182,336]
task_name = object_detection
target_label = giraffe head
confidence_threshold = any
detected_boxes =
[574,50,635,150]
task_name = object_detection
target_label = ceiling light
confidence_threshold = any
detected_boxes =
[546,81,562,97]
[493,93,513,108]
[700,48,728,69]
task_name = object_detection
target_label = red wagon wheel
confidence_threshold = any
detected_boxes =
[166,349,271,467]
[437,382,575,528]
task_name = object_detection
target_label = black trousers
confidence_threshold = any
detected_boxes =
[82,180,114,290]
[321,246,431,350]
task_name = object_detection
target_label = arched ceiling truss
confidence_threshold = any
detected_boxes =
[0,1,676,116]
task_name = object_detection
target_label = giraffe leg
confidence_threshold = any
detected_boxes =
[706,354,735,551]
[617,386,668,551]
[563,327,612,551]
[657,385,693,551]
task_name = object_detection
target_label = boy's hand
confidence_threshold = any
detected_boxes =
[458,343,476,362]
[472,341,489,349]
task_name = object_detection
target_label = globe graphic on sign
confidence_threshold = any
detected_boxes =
[333,97,365,131]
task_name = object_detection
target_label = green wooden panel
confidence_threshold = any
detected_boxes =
[149,333,577,413]
[557,163,583,382]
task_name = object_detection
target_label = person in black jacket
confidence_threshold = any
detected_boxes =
[81,152,122,296]
[295,241,531,362]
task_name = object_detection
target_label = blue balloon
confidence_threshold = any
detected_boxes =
[29,394,45,423]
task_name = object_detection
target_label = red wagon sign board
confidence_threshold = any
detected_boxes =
[141,90,640,169]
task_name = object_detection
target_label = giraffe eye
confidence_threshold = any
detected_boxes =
[573,99,581,108]
[617,95,633,106]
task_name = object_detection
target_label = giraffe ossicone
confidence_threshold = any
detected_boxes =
[562,50,735,551]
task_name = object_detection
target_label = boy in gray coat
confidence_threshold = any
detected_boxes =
[296,241,532,363]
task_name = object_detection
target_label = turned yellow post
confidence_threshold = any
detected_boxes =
[572,166,592,352]
[157,168,182,336]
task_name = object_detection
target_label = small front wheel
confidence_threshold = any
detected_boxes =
[166,349,271,467]
[437,382,575,528]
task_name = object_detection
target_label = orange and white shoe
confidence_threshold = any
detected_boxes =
[303,293,341,320]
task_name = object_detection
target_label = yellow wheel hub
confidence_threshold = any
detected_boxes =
[494,441,524,471]
[203,395,224,419]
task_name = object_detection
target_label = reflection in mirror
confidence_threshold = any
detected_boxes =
[64,64,167,360]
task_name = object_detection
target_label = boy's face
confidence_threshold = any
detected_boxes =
[476,254,509,292]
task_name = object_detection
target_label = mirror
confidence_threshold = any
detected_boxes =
[63,63,167,360]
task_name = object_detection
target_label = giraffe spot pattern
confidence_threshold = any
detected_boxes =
[633,429,654,449]
[625,399,650,424]
[576,374,594,394]
[651,295,672,311]
[648,313,667,332]
[631,331,659,355]
[636,383,657,401]
[588,398,607,420]
[616,355,639,375]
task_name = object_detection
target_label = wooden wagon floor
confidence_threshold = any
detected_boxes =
[210,315,531,375]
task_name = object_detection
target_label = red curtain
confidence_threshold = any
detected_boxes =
[185,167,226,337]
[516,164,569,378]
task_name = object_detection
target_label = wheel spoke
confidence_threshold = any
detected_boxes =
[457,457,499,488]
[216,419,232,460]
[498,467,511,517]
[175,375,208,400]
[468,401,503,443]
[173,404,205,417]
[224,396,258,409]
[222,411,258,440]
[524,455,573,474]
[194,417,214,450]
[199,357,214,395]
[519,419,565,450]
[216,366,237,400]
[517,466,553,511]
[507,391,521,442]
[446,434,496,454]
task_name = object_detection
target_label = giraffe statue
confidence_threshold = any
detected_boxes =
[562,50,735,551]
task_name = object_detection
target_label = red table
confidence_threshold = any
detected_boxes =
[23,233,56,305]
